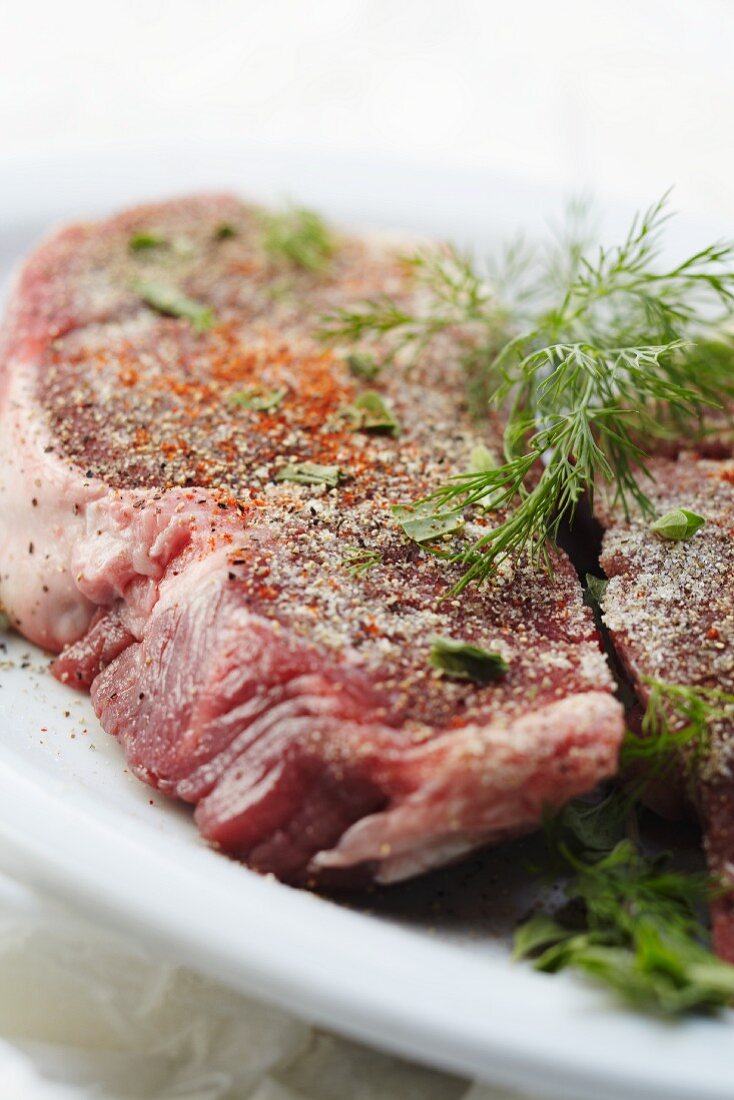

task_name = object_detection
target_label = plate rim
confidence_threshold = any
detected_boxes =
[1,147,733,1099]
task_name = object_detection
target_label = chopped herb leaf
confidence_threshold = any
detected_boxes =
[345,352,381,380]
[261,205,334,272]
[274,462,342,488]
[346,391,400,436]
[132,279,215,332]
[554,790,632,856]
[230,387,287,412]
[215,223,237,240]
[585,573,609,610]
[129,231,166,251]
[429,635,508,682]
[393,505,464,543]
[512,914,569,961]
[650,508,706,541]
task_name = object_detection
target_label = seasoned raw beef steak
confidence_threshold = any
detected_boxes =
[0,196,623,884]
[599,452,734,958]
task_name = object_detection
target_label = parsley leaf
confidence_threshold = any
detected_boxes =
[215,223,237,240]
[129,231,166,251]
[230,387,287,412]
[429,636,508,682]
[345,352,381,380]
[133,279,215,332]
[515,681,734,1015]
[274,462,342,488]
[261,206,335,273]
[346,391,401,436]
[515,841,734,1015]
[393,505,464,544]
[650,508,706,541]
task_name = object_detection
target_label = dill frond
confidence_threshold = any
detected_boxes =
[622,678,734,776]
[322,192,734,588]
[342,547,382,577]
[320,244,501,368]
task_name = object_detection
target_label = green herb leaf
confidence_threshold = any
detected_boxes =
[650,508,706,541]
[274,462,342,488]
[261,206,335,273]
[345,352,381,380]
[515,839,734,1015]
[585,574,608,605]
[346,391,400,436]
[229,387,287,412]
[133,279,215,332]
[428,635,508,683]
[585,573,609,611]
[554,791,631,855]
[514,679,734,1016]
[512,914,574,962]
[393,505,464,543]
[215,223,237,240]
[129,231,166,251]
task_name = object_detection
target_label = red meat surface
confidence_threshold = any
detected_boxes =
[599,452,734,958]
[0,196,623,885]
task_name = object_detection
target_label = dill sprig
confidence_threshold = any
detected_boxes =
[621,677,734,777]
[320,245,502,378]
[322,193,734,588]
[342,547,382,577]
[515,680,734,1015]
[321,246,491,341]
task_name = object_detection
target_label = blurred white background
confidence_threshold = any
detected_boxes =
[1,0,733,223]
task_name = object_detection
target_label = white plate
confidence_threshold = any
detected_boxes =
[1,147,733,1100]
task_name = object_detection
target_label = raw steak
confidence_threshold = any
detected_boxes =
[599,452,734,958]
[0,196,623,885]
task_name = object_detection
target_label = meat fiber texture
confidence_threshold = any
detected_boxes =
[598,452,734,959]
[0,195,623,886]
